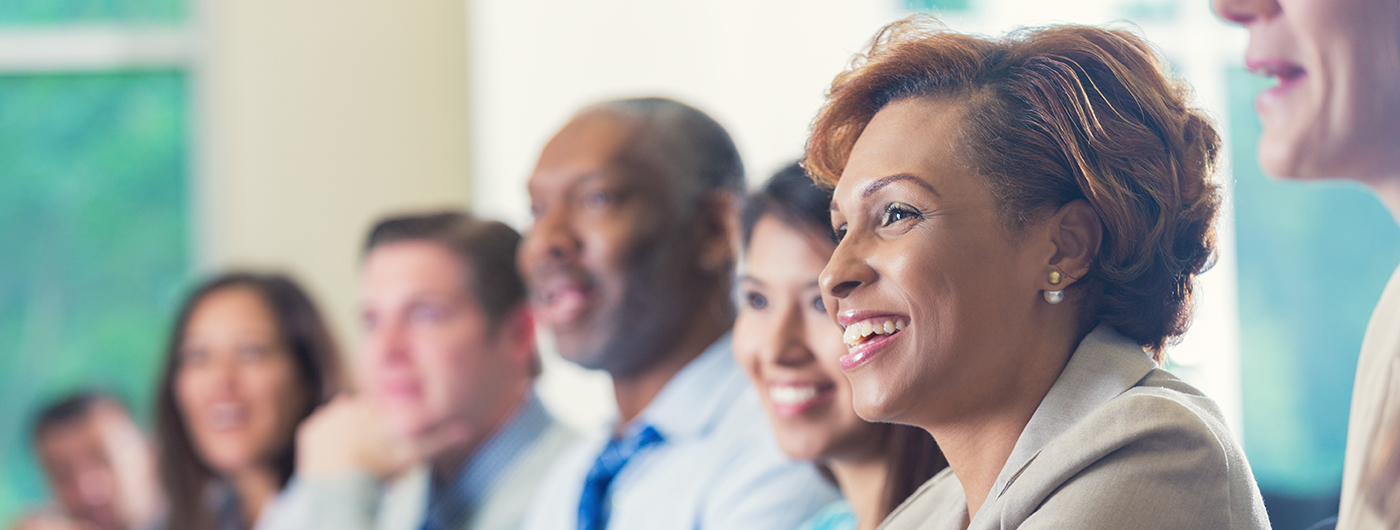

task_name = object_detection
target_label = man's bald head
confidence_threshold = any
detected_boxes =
[580,98,744,211]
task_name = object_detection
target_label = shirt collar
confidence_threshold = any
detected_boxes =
[988,324,1158,500]
[629,333,746,442]
[427,391,552,521]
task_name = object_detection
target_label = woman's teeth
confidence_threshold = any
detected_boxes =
[769,385,820,406]
[842,318,908,347]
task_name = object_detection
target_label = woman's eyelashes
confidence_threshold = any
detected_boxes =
[880,202,924,227]
[831,202,924,242]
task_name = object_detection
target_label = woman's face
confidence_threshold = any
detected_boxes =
[820,98,1051,426]
[175,287,309,476]
[735,215,883,462]
[1213,0,1400,180]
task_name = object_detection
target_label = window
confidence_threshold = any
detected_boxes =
[0,6,192,522]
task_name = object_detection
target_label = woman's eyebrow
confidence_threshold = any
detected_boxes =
[862,173,939,198]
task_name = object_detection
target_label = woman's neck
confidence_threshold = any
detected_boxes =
[230,467,281,530]
[920,317,1081,519]
[828,456,891,530]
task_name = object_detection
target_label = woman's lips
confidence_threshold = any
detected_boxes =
[840,330,905,371]
[1247,57,1307,113]
[837,312,911,372]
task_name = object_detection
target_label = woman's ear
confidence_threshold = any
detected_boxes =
[1045,199,1102,288]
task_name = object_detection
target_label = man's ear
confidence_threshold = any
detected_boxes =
[1042,199,1102,289]
[696,190,740,276]
[500,303,537,373]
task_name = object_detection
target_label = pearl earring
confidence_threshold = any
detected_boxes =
[1044,270,1064,304]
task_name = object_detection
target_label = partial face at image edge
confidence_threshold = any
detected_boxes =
[1215,0,1400,180]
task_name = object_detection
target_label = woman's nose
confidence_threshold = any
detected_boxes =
[759,305,814,368]
[820,238,874,300]
[1213,0,1281,25]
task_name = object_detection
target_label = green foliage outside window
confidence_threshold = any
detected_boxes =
[0,70,191,523]
[0,0,184,25]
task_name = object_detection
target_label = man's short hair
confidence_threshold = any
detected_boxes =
[364,211,527,326]
[32,391,123,441]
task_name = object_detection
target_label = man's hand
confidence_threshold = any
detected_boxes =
[295,395,470,480]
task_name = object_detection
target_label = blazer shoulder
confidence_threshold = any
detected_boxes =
[996,374,1267,530]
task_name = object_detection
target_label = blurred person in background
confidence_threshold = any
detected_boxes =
[1211,0,1400,528]
[807,18,1268,529]
[8,392,162,530]
[518,98,838,530]
[155,273,345,530]
[733,162,947,530]
[258,211,574,530]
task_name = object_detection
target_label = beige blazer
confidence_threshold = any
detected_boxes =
[879,326,1270,530]
[1338,265,1400,530]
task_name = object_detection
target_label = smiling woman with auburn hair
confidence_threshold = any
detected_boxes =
[807,16,1269,529]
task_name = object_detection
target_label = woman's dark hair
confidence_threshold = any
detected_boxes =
[741,162,836,248]
[155,272,344,530]
[743,161,948,517]
[805,15,1221,358]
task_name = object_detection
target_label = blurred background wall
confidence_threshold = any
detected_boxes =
[1,1,1397,529]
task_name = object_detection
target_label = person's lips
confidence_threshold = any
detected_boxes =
[206,401,250,432]
[377,377,422,402]
[837,310,911,372]
[766,381,836,418]
[530,270,598,328]
[1247,57,1307,113]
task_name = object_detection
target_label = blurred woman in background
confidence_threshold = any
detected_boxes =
[154,273,344,530]
[1211,0,1400,527]
[734,163,946,530]
[806,17,1267,528]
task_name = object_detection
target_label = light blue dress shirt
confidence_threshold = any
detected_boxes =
[421,392,552,529]
[519,334,840,530]
[796,501,857,530]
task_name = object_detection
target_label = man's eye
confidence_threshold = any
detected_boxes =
[833,224,848,242]
[529,203,543,218]
[410,305,449,324]
[812,296,826,312]
[744,291,768,310]
[585,190,612,208]
[881,203,922,226]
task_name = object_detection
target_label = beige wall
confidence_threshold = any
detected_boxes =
[197,0,474,351]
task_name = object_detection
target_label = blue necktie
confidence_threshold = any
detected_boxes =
[577,425,664,530]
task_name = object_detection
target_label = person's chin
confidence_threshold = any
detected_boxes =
[850,384,906,424]
[552,326,619,370]
[1258,127,1318,180]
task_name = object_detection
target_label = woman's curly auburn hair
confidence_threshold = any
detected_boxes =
[805,16,1221,358]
